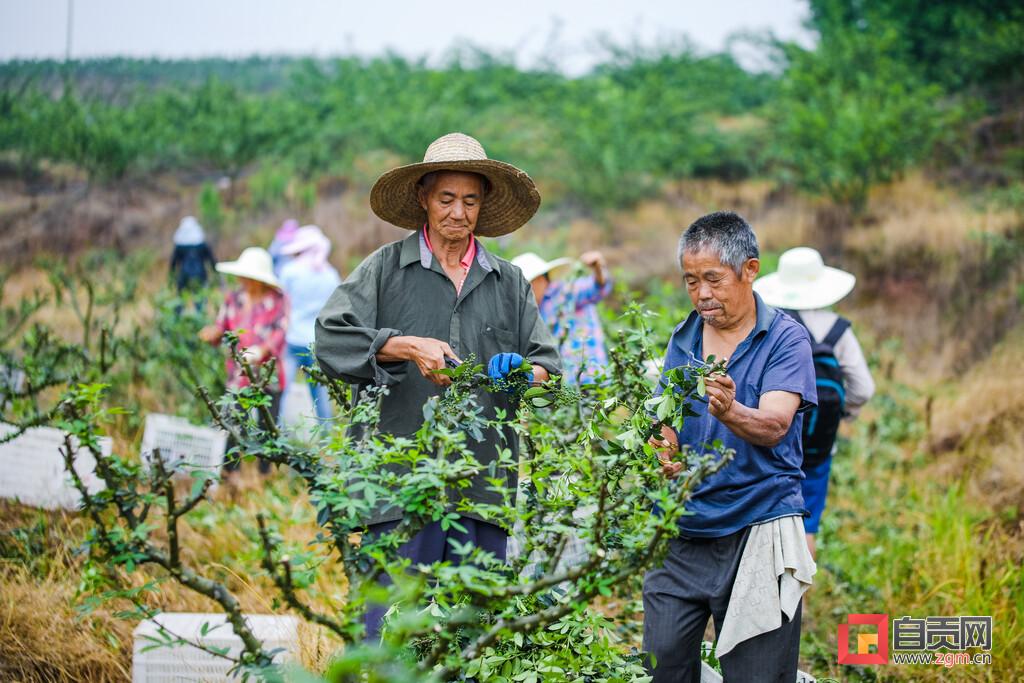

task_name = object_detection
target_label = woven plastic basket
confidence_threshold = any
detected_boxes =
[132,612,298,682]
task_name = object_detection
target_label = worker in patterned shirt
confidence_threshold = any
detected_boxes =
[512,250,612,385]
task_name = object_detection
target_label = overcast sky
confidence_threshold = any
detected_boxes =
[0,1,815,73]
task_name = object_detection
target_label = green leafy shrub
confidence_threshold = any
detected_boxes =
[2,273,733,681]
[768,27,948,212]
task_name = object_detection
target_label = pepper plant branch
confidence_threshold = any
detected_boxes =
[58,407,274,667]
[255,514,350,643]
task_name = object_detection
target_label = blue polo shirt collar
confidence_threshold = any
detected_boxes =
[670,292,777,365]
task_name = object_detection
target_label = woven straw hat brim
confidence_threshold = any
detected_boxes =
[370,159,540,238]
[753,267,855,310]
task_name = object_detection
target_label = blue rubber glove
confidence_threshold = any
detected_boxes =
[487,352,533,383]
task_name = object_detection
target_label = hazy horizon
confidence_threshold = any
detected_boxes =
[0,1,815,74]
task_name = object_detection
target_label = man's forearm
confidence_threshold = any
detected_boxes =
[717,401,791,448]
[376,335,413,363]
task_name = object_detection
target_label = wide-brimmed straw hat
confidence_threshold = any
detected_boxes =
[510,252,572,283]
[369,132,541,237]
[753,247,856,310]
[215,247,281,289]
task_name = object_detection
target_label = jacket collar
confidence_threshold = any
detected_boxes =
[398,229,496,275]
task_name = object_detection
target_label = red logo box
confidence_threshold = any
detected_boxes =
[838,613,889,665]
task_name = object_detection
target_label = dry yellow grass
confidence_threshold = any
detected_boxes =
[929,323,1024,514]
[544,177,819,284]
[1,566,134,682]
[0,464,348,681]
[0,503,132,682]
[856,173,1019,255]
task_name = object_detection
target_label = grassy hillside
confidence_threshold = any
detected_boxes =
[2,170,1022,681]
[2,3,1023,679]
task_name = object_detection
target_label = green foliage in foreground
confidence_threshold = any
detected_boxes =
[2,265,736,681]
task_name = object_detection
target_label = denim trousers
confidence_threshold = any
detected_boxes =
[282,342,333,422]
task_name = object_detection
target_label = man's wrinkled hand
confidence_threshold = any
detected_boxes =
[380,336,460,386]
[649,434,683,479]
[705,372,736,418]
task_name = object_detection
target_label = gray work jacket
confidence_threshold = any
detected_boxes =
[315,230,561,524]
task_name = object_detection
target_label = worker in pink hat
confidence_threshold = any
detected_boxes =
[278,225,342,422]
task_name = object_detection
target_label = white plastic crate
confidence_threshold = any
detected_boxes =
[141,414,227,476]
[132,612,299,682]
[701,661,722,682]
[0,423,108,510]
[695,647,815,683]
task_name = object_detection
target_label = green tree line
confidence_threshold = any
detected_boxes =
[0,0,1020,211]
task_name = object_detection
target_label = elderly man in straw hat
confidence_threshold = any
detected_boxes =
[754,247,875,558]
[314,133,561,638]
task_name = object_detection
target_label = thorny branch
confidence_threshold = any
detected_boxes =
[57,413,275,669]
[255,514,349,642]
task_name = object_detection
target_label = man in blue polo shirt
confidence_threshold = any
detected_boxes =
[643,212,818,682]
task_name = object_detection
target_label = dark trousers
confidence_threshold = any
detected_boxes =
[223,390,281,474]
[363,517,507,641]
[642,527,802,683]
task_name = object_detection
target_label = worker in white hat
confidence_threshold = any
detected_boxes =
[754,246,875,557]
[511,250,612,385]
[199,247,289,475]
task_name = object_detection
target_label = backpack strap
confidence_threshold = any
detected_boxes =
[783,308,806,327]
[822,317,851,348]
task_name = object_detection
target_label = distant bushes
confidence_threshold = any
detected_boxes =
[766,27,950,212]
[1,2,1019,211]
[0,50,770,207]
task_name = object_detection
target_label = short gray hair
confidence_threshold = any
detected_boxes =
[678,211,759,275]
